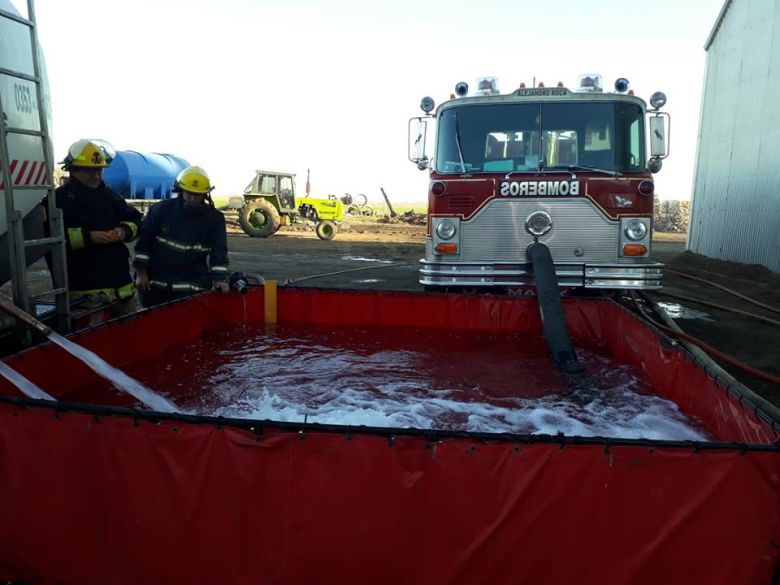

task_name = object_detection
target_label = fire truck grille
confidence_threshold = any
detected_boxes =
[447,196,474,212]
[460,199,618,262]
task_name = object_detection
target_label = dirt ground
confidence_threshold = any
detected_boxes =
[223,217,780,410]
[224,215,426,290]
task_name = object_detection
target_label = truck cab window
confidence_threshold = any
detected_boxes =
[624,111,644,170]
[544,130,578,167]
[437,102,645,174]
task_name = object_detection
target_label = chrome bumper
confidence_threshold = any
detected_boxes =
[419,260,663,290]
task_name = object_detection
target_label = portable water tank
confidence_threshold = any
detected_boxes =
[102,151,190,200]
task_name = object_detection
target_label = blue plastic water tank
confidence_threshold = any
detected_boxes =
[102,151,190,200]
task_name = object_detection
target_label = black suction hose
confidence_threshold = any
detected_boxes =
[527,242,584,374]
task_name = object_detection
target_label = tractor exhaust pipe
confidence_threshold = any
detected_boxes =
[527,242,584,374]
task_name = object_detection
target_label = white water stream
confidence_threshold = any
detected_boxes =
[48,332,178,413]
[0,361,54,400]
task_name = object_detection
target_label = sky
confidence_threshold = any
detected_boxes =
[27,0,724,203]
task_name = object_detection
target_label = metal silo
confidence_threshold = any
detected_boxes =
[689,0,780,272]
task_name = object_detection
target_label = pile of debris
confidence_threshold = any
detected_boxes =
[654,199,690,233]
[377,210,426,225]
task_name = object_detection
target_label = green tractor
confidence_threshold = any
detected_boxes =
[236,170,344,240]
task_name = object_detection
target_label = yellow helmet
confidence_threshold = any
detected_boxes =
[174,165,213,194]
[61,139,115,169]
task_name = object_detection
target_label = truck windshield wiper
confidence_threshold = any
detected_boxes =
[502,164,622,181]
[454,113,467,174]
[566,164,621,177]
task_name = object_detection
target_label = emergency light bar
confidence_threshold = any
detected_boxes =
[474,77,499,96]
[576,74,603,93]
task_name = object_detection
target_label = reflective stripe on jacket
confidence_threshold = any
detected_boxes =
[55,178,142,292]
[71,282,136,301]
[133,197,228,291]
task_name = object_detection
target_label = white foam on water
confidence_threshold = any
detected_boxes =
[179,330,710,441]
[206,382,707,441]
[49,332,178,413]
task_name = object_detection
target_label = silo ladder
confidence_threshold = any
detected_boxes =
[0,0,70,344]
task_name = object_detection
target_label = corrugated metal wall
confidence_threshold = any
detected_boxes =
[689,0,780,272]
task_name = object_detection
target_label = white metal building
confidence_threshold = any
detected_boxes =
[689,0,780,272]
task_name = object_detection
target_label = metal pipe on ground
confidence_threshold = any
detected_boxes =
[0,296,52,337]
[380,187,398,218]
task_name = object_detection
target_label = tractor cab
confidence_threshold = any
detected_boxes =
[243,171,297,213]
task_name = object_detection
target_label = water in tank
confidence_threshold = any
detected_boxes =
[102,151,190,200]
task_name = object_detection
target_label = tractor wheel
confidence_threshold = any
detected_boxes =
[239,200,280,238]
[316,220,337,241]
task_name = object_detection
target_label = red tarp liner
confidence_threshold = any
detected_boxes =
[0,288,778,584]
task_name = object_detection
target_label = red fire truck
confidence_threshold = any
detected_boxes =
[409,74,669,291]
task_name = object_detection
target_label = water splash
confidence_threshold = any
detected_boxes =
[48,332,178,413]
[0,361,54,400]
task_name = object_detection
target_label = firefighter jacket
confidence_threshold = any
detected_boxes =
[55,178,142,295]
[132,197,229,292]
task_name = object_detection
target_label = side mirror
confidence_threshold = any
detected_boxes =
[408,117,429,170]
[649,113,670,159]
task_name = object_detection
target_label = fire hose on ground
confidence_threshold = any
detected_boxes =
[664,268,780,315]
[649,267,780,384]
[284,263,408,285]
[632,290,780,388]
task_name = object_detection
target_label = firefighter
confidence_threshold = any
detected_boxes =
[133,165,229,308]
[56,139,142,316]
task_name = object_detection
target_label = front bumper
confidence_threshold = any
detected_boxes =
[419,260,663,289]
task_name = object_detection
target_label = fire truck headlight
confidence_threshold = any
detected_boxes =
[525,211,553,237]
[436,219,457,240]
[624,219,648,241]
[650,91,667,109]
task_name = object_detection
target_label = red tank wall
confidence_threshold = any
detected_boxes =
[0,289,777,584]
[1,288,776,444]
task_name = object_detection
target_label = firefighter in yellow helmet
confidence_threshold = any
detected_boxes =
[133,165,229,308]
[55,139,143,317]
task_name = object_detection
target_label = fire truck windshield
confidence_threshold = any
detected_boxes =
[435,102,645,175]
